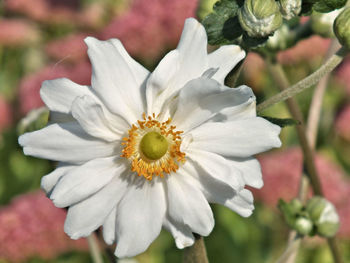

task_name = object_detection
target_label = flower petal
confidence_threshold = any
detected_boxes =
[172,79,255,132]
[85,37,149,124]
[19,122,119,164]
[71,95,128,142]
[208,45,245,84]
[227,157,263,188]
[41,163,76,194]
[50,157,126,208]
[103,207,117,245]
[40,78,92,114]
[64,173,129,239]
[163,216,194,249]
[146,18,208,115]
[223,189,254,217]
[114,178,166,258]
[186,149,245,191]
[165,169,214,237]
[188,117,281,158]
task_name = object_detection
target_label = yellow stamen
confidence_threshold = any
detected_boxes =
[121,114,186,180]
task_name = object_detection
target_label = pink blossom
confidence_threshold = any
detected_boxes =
[0,19,39,46]
[18,62,91,114]
[101,0,198,61]
[277,36,331,65]
[45,34,89,63]
[0,191,88,262]
[0,96,12,131]
[255,148,350,238]
[335,105,350,142]
[335,57,350,96]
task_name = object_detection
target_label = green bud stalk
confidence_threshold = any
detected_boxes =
[238,0,283,38]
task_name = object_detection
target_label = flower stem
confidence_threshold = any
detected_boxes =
[87,234,104,263]
[183,235,209,263]
[257,46,347,113]
[266,59,344,263]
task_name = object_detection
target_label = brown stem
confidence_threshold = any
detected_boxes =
[183,235,209,263]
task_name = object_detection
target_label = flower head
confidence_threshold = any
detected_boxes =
[19,18,281,257]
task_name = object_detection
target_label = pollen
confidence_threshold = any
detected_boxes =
[121,113,186,180]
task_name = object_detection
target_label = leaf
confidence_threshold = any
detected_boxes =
[313,0,346,13]
[259,116,300,127]
[203,0,243,45]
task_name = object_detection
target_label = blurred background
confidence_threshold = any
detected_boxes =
[0,0,349,262]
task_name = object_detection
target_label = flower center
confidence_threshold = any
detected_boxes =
[121,113,186,180]
[140,131,168,160]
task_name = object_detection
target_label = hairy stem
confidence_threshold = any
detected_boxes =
[183,235,209,263]
[87,234,104,263]
[267,59,343,263]
[257,47,347,113]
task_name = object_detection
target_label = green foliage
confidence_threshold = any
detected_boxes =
[260,116,300,127]
[334,7,350,49]
[313,0,347,13]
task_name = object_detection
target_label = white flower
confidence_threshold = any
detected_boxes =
[19,18,281,258]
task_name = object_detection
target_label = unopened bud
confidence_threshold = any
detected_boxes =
[311,9,343,37]
[238,0,283,38]
[306,196,339,238]
[278,0,302,20]
[295,217,313,235]
[17,107,49,135]
[266,24,290,50]
[334,7,350,49]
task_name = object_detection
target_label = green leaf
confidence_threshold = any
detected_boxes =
[203,0,243,45]
[242,33,269,48]
[313,0,346,13]
[259,116,300,127]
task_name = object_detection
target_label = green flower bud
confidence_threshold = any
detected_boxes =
[306,196,340,238]
[238,0,283,38]
[278,0,302,20]
[197,0,218,20]
[334,7,350,49]
[17,107,49,135]
[311,9,343,38]
[266,24,290,51]
[295,217,313,235]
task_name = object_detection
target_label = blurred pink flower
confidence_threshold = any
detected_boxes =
[0,96,12,131]
[277,36,331,65]
[18,62,91,114]
[101,0,198,61]
[45,33,88,63]
[335,57,350,96]
[335,105,350,142]
[255,148,350,238]
[242,52,266,92]
[0,191,88,262]
[0,19,39,46]
[4,0,80,24]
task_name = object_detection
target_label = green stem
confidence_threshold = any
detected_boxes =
[183,235,209,263]
[87,234,104,263]
[257,47,347,113]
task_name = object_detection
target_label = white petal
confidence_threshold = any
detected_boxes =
[50,157,126,208]
[40,78,92,114]
[71,95,127,142]
[85,37,149,124]
[182,162,254,217]
[19,122,119,164]
[208,45,245,84]
[188,117,281,158]
[165,170,214,237]
[163,217,194,249]
[114,178,166,258]
[103,207,117,245]
[227,157,263,188]
[64,174,129,239]
[186,149,244,191]
[146,18,208,115]
[172,79,255,132]
[49,112,75,123]
[41,163,76,194]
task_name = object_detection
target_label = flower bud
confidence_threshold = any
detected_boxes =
[238,0,283,38]
[17,107,49,135]
[278,0,302,20]
[306,196,339,238]
[311,9,343,38]
[266,24,290,51]
[295,217,313,235]
[334,7,350,49]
